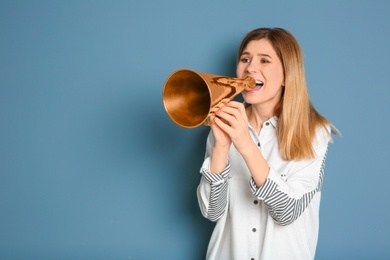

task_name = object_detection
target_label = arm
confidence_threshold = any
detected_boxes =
[214,101,270,187]
[250,127,331,226]
[197,132,231,222]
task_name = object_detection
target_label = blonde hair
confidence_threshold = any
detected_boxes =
[237,28,333,160]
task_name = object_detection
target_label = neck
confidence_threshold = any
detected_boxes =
[246,105,274,133]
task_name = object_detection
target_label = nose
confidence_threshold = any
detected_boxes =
[246,61,259,74]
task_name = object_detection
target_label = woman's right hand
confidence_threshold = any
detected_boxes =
[210,113,232,149]
[209,112,231,174]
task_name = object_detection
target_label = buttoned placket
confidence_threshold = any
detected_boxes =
[249,123,264,260]
[249,120,273,260]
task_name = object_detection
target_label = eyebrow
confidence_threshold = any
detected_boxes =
[241,51,272,59]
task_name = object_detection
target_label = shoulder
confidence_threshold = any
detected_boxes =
[312,124,332,150]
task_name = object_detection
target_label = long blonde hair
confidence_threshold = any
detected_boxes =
[237,28,332,160]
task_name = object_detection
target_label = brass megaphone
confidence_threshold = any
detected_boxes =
[162,69,255,128]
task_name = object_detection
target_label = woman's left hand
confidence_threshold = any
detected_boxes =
[214,101,253,154]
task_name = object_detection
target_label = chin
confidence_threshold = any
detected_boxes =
[242,95,257,104]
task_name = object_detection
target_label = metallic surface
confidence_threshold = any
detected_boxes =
[162,69,255,128]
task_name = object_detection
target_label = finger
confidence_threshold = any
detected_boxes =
[217,107,248,132]
[214,116,233,134]
[217,106,240,122]
[214,110,231,127]
[210,98,231,114]
[223,102,248,123]
[225,101,246,116]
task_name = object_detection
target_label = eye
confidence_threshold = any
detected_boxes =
[240,57,251,63]
[260,59,270,64]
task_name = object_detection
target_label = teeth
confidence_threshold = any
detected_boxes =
[256,81,264,86]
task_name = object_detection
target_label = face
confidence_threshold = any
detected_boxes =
[236,39,285,111]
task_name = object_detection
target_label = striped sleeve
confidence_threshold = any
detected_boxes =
[250,150,327,226]
[200,161,231,222]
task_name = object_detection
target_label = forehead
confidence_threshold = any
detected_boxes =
[242,39,277,56]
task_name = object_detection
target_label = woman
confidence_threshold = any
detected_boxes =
[197,28,337,260]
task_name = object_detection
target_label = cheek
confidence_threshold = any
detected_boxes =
[270,67,284,84]
[236,64,244,78]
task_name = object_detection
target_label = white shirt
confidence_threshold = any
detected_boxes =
[197,116,332,260]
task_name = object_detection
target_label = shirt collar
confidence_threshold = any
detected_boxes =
[243,102,278,129]
[268,116,278,128]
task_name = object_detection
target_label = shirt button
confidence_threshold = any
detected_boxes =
[251,258,255,260]
[254,200,258,204]
[252,228,256,232]
[257,142,260,147]
[265,122,270,126]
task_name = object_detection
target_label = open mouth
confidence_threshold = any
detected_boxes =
[245,80,264,94]
[255,80,264,87]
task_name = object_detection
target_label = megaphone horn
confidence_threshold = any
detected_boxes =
[162,69,255,128]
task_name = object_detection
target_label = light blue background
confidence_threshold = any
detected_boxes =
[1,0,389,259]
